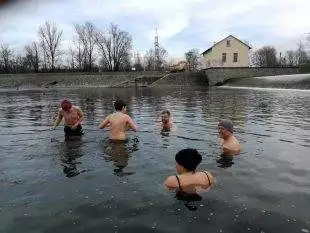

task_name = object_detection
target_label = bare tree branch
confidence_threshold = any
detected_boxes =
[74,22,96,71]
[185,48,200,71]
[25,42,40,72]
[95,23,132,71]
[38,21,63,71]
[252,46,277,67]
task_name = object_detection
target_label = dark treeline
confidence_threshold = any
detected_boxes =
[251,39,310,69]
[0,21,168,74]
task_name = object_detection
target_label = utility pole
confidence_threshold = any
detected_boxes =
[154,28,160,71]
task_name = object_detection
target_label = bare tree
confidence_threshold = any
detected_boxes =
[285,50,298,66]
[133,52,143,71]
[144,49,155,71]
[71,38,85,71]
[0,44,13,73]
[252,46,277,67]
[296,41,308,65]
[185,48,200,71]
[95,23,132,71]
[38,21,63,71]
[144,46,168,71]
[25,42,40,72]
[74,22,96,71]
[13,53,31,73]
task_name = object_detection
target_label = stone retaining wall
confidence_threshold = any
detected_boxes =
[150,71,208,87]
[205,67,299,86]
[0,72,165,89]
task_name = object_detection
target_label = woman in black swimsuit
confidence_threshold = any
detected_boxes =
[164,148,214,201]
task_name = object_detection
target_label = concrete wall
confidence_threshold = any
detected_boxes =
[203,35,250,68]
[205,67,299,86]
[111,75,164,88]
[150,71,208,87]
[0,71,165,89]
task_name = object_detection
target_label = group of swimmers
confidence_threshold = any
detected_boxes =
[52,99,241,200]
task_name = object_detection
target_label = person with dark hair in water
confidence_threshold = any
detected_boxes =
[160,110,172,131]
[52,99,84,140]
[156,110,173,136]
[218,119,240,156]
[99,99,139,141]
[164,148,214,201]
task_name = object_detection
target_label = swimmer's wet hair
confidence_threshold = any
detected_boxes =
[114,99,126,111]
[175,148,202,171]
[162,110,171,116]
[218,119,234,133]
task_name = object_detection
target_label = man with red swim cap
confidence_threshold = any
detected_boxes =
[52,99,84,139]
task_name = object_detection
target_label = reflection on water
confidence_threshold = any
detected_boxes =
[216,155,235,168]
[0,87,310,233]
[59,139,85,178]
[102,138,139,177]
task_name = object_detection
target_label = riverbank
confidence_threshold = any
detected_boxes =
[1,70,309,90]
[0,71,166,89]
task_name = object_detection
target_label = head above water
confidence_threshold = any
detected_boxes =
[114,99,127,112]
[175,148,202,174]
[218,119,234,139]
[161,110,171,123]
[61,99,72,112]
[162,110,171,116]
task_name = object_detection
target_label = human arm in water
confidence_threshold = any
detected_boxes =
[71,107,84,130]
[164,176,178,190]
[126,116,139,131]
[51,109,63,130]
[98,115,110,129]
[221,139,241,156]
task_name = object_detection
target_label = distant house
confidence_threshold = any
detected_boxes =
[202,35,251,68]
[169,60,187,71]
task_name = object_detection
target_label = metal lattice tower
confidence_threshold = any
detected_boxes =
[154,28,160,71]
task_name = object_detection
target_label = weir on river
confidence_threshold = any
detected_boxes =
[225,73,310,89]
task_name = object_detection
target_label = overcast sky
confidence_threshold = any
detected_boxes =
[0,0,309,59]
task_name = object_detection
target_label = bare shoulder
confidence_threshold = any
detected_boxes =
[72,106,81,111]
[124,113,133,120]
[201,171,215,185]
[106,113,112,119]
[164,175,178,188]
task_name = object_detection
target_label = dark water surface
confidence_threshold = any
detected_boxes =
[1,87,310,233]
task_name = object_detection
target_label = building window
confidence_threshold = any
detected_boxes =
[226,40,231,47]
[222,53,227,63]
[233,53,238,62]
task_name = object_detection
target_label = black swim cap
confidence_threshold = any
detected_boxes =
[175,148,202,171]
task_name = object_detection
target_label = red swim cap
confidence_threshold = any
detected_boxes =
[60,99,72,111]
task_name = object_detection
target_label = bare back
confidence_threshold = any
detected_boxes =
[165,171,215,194]
[99,111,138,140]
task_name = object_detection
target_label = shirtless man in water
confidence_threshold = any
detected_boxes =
[160,110,172,131]
[52,99,84,139]
[218,119,240,156]
[99,99,139,141]
[156,110,172,132]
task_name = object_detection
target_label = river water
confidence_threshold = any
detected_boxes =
[1,87,310,233]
